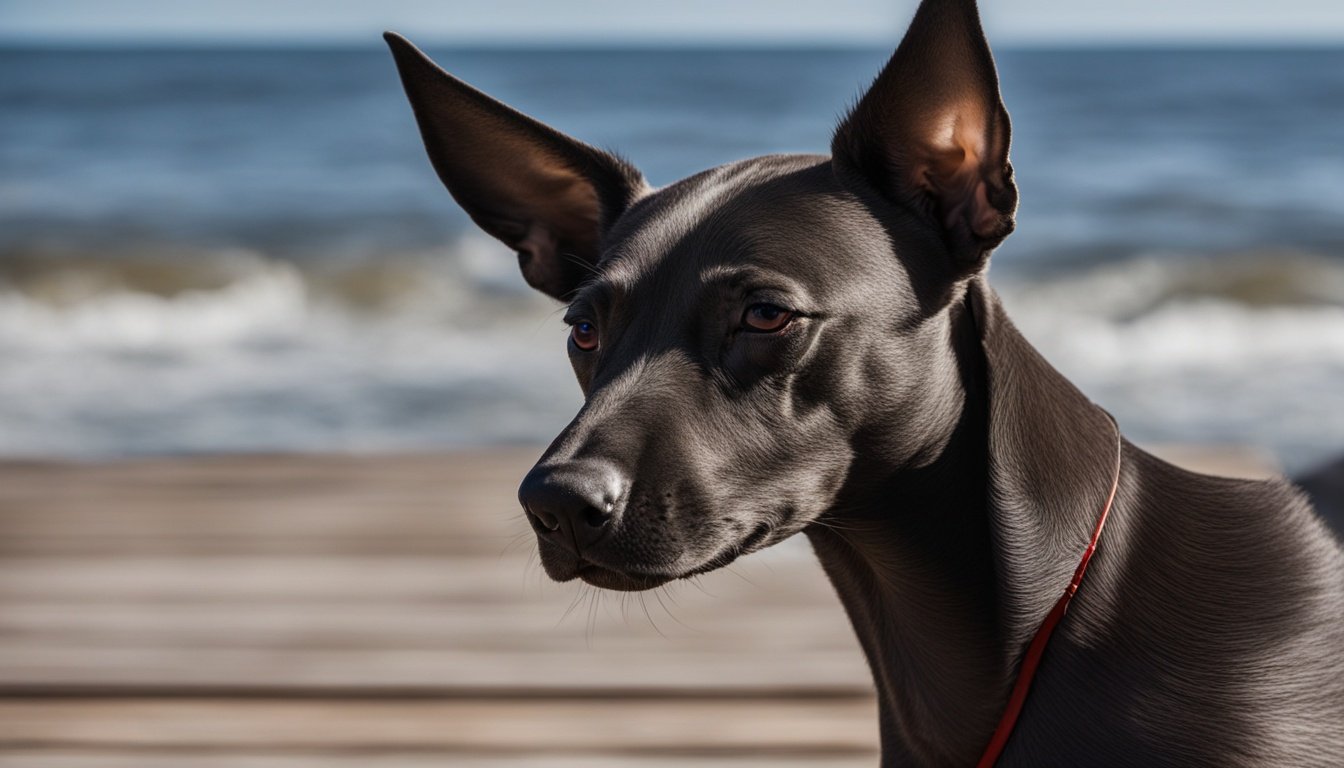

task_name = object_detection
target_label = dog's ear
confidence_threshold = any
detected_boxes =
[385,32,647,300]
[832,0,1016,273]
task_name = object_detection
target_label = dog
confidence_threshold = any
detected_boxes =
[385,1,1344,764]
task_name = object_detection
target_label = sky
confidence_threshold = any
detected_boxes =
[1,0,1342,45]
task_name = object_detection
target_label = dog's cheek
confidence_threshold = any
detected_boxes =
[566,352,595,396]
[722,321,822,387]
[716,411,853,540]
[790,323,900,440]
[772,443,853,533]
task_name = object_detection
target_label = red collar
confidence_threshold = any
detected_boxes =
[976,417,1123,767]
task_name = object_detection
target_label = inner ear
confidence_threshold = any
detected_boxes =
[386,32,647,300]
[466,147,605,292]
[832,0,1016,274]
[921,99,1014,245]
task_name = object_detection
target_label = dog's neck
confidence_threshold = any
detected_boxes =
[805,277,1122,766]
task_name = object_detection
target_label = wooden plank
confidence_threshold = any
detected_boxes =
[0,699,878,755]
[0,546,867,693]
[0,752,873,768]
[0,552,832,605]
[0,453,535,556]
[0,600,859,652]
[0,645,870,694]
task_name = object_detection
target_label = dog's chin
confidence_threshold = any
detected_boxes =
[537,547,673,592]
[534,521,785,592]
[575,563,672,592]
[541,558,672,591]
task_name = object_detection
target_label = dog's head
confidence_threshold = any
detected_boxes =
[386,0,1016,591]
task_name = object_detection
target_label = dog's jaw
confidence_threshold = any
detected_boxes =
[536,516,784,592]
[574,563,672,592]
[532,533,669,590]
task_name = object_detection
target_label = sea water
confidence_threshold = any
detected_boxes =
[2,46,1342,470]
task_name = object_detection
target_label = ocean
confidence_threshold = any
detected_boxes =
[2,46,1343,471]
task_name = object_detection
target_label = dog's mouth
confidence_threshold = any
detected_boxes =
[535,538,673,591]
[538,521,776,592]
[574,562,672,592]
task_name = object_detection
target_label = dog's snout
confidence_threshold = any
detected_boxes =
[518,461,626,555]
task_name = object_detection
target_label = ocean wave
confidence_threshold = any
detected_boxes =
[997,252,1344,471]
[0,242,1341,469]
[0,239,551,349]
[0,239,579,458]
[998,252,1344,369]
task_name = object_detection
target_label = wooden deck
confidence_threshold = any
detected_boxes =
[0,447,1277,767]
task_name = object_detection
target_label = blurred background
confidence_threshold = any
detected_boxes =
[1,1,1341,766]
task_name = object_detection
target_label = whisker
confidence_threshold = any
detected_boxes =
[686,574,718,598]
[638,592,665,637]
[653,586,693,631]
[500,530,533,558]
[558,583,587,626]
[724,564,757,587]
[520,549,540,589]
[585,586,601,646]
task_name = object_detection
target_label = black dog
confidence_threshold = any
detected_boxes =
[386,1,1344,764]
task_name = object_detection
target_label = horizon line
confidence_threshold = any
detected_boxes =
[3,35,1343,51]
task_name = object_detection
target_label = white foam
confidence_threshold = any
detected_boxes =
[0,260,306,351]
[0,239,580,457]
[1,246,1341,470]
[997,255,1344,471]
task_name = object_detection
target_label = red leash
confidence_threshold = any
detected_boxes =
[975,417,1123,767]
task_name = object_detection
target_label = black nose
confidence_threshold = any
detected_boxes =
[518,461,626,555]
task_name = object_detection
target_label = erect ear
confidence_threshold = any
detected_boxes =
[385,32,647,300]
[832,0,1016,273]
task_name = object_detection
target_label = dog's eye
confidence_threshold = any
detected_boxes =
[569,320,599,351]
[742,303,794,333]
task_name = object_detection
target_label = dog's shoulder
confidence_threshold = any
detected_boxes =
[1026,447,1344,766]
[1131,447,1341,562]
[1123,447,1343,612]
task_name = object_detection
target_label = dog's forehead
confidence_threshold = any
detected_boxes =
[592,154,896,302]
